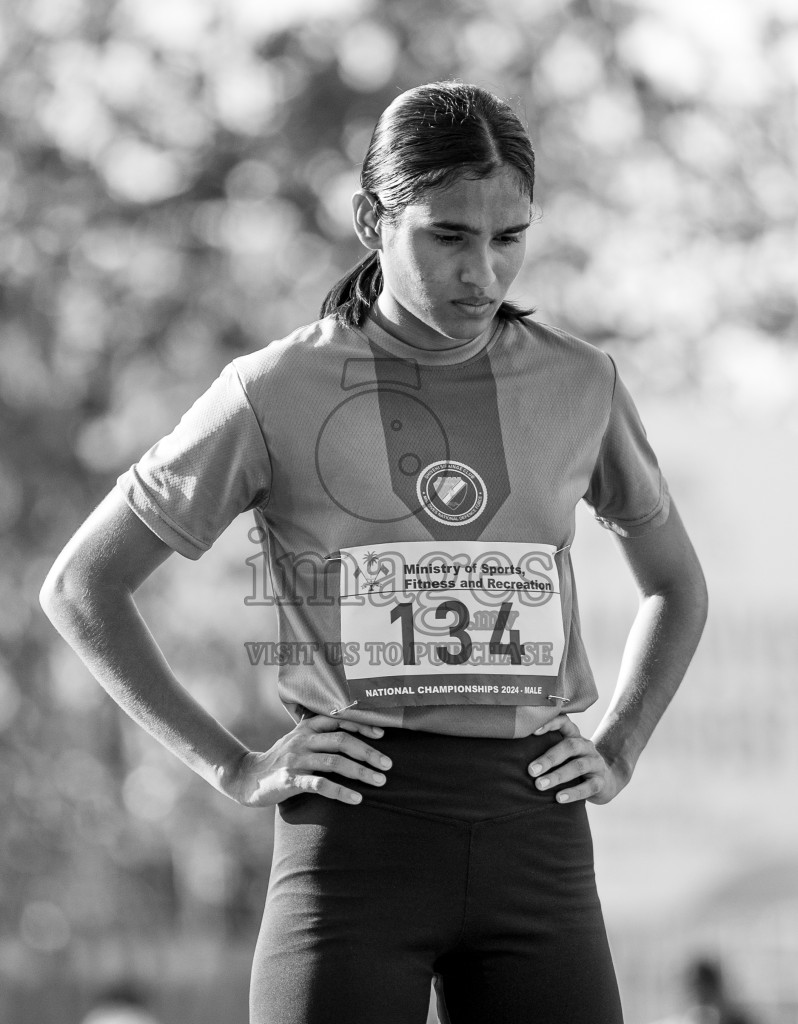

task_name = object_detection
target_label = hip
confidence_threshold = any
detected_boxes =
[286,726,580,824]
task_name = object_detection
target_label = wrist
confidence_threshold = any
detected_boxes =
[213,746,252,802]
[593,734,636,788]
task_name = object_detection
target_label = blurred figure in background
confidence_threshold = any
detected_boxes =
[79,981,162,1024]
[652,956,758,1024]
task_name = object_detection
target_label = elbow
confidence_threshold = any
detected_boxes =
[690,567,709,633]
[39,560,74,627]
[646,556,708,634]
[685,543,709,625]
[39,547,94,630]
[666,561,709,634]
[698,568,709,625]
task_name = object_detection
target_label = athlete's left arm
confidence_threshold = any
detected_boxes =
[528,500,708,804]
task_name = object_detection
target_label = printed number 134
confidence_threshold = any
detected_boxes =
[389,599,523,666]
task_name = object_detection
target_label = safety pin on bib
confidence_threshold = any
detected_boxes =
[330,700,358,716]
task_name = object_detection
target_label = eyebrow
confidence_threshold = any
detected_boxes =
[430,219,532,236]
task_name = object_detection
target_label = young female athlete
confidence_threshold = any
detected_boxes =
[41,82,708,1024]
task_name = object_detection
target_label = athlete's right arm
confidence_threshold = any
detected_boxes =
[38,488,389,806]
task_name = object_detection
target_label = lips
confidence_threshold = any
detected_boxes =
[452,298,495,315]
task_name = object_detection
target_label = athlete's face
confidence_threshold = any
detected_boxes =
[353,166,532,348]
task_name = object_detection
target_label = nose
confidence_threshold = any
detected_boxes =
[459,244,496,290]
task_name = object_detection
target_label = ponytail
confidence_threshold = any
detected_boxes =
[498,299,536,321]
[320,251,534,328]
[320,251,383,327]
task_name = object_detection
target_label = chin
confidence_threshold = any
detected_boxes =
[404,302,491,344]
[440,314,493,341]
[447,326,484,341]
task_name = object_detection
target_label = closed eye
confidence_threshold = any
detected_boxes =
[434,234,463,245]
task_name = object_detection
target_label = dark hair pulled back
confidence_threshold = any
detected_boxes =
[321,81,536,327]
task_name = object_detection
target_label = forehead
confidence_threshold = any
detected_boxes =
[402,166,531,228]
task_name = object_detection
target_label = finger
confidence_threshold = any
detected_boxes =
[308,715,385,740]
[307,726,392,770]
[533,714,566,735]
[306,714,355,732]
[307,751,387,787]
[292,772,364,805]
[534,714,580,737]
[528,734,594,779]
[552,773,606,805]
[531,750,603,791]
[336,720,385,740]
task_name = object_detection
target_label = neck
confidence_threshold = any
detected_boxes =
[373,294,484,352]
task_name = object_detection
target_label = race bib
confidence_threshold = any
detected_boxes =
[338,540,565,707]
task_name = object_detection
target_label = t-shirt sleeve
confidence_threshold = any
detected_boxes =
[583,359,670,538]
[116,362,272,559]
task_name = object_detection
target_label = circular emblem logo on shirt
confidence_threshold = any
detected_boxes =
[416,461,486,526]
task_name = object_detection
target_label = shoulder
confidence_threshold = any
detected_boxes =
[497,316,617,391]
[502,317,614,370]
[232,316,356,388]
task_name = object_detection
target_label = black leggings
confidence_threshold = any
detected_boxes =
[250,728,623,1024]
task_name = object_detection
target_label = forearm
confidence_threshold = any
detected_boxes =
[591,580,708,784]
[40,573,249,795]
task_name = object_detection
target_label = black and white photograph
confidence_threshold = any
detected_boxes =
[3,0,797,1021]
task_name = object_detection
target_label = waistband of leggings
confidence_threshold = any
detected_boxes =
[327,727,566,823]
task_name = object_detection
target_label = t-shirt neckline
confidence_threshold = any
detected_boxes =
[358,308,503,366]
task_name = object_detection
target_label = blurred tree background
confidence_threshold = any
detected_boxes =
[1,0,797,1021]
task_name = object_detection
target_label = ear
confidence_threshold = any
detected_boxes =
[352,191,383,251]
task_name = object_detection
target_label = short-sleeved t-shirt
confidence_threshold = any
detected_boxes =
[117,314,669,739]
